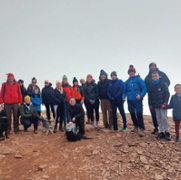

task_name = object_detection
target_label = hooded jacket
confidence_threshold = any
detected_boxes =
[31,92,42,112]
[167,94,181,121]
[73,85,84,100]
[51,88,67,106]
[62,84,74,102]
[148,79,170,108]
[0,81,23,104]
[145,68,170,90]
[42,83,54,104]
[27,84,40,97]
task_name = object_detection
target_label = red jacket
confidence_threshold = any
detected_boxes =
[0,81,23,105]
[62,84,74,102]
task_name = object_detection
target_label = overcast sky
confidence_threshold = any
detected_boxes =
[0,0,181,115]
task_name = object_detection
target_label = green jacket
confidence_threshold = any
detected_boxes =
[19,103,37,122]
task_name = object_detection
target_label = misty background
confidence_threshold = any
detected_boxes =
[0,0,181,116]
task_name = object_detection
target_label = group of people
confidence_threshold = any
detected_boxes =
[0,62,181,142]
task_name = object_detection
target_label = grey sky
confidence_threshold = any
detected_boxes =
[0,0,181,115]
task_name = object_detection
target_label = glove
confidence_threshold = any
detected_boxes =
[32,113,39,118]
[81,100,84,105]
[149,106,153,112]
[161,103,167,110]
[89,99,95,105]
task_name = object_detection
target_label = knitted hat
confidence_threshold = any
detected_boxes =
[128,65,136,74]
[149,62,157,69]
[73,77,78,84]
[24,95,31,101]
[111,71,117,77]
[62,75,68,81]
[18,79,24,83]
[100,70,107,77]
[6,73,14,78]
[87,74,93,79]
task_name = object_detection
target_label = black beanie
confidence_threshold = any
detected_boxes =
[18,79,24,83]
[73,77,78,84]
[128,65,136,74]
[149,62,157,69]
[100,69,107,77]
[111,71,117,77]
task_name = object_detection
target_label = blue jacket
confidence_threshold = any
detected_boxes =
[31,92,42,112]
[123,76,147,101]
[107,78,124,103]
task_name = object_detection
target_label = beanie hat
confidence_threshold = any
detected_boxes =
[62,75,68,81]
[24,95,31,101]
[73,77,78,84]
[87,74,93,79]
[18,79,24,83]
[6,73,14,78]
[100,70,107,77]
[111,71,117,77]
[149,62,157,69]
[32,77,37,83]
[128,65,136,74]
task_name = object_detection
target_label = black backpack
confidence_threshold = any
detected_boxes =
[65,124,82,141]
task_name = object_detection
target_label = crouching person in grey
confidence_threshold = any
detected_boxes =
[19,95,39,134]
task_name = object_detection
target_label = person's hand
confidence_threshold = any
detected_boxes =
[69,122,73,126]
[72,118,76,122]
[32,113,39,118]
[81,100,84,105]
[149,106,153,112]
[1,103,4,108]
[136,94,141,100]
[161,103,167,110]
[18,103,21,107]
[123,98,126,102]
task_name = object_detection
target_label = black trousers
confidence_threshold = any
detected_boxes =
[84,100,90,120]
[21,116,38,130]
[150,108,158,130]
[45,103,55,120]
[75,117,85,135]
[54,103,64,128]
[86,100,99,122]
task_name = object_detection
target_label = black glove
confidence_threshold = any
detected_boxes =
[32,113,39,118]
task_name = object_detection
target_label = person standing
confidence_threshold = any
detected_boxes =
[107,71,126,131]
[148,71,171,140]
[73,77,84,105]
[83,74,99,129]
[42,80,55,121]
[62,75,74,126]
[18,79,27,102]
[123,65,147,137]
[27,77,40,97]
[0,73,22,134]
[98,70,113,129]
[145,62,170,134]
[52,81,67,133]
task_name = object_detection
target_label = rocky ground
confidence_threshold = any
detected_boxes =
[0,112,181,180]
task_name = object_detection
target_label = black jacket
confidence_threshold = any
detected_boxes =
[97,78,110,99]
[167,94,181,121]
[51,89,67,105]
[27,84,40,97]
[20,86,27,101]
[83,81,98,101]
[42,83,54,104]
[145,68,170,90]
[67,104,84,123]
[148,80,170,108]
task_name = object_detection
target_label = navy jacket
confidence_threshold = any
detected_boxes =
[167,94,181,121]
[97,78,110,99]
[51,89,67,106]
[42,83,54,104]
[107,78,124,103]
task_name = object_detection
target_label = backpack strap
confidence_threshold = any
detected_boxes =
[117,79,121,87]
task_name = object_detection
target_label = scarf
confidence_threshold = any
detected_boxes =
[152,79,160,85]
[56,87,63,94]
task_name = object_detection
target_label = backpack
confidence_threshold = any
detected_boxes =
[65,123,82,141]
[109,79,121,87]
[125,75,142,90]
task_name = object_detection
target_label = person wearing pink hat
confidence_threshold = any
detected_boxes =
[0,73,23,134]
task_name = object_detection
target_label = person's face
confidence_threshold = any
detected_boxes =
[111,75,117,81]
[152,73,159,81]
[69,98,76,106]
[101,75,106,81]
[45,82,49,87]
[57,82,62,88]
[8,76,14,83]
[19,82,23,86]
[87,77,92,83]
[34,89,39,94]
[129,72,135,78]
[63,79,68,84]
[74,82,78,86]
[150,65,157,72]
[25,98,30,104]
[175,86,181,94]
[32,80,37,86]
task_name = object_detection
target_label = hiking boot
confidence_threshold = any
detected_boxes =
[139,129,145,137]
[151,128,159,135]
[165,132,171,141]
[59,126,64,132]
[175,136,180,142]
[14,131,19,134]
[86,119,91,124]
[53,126,57,133]
[95,121,99,128]
[131,127,139,132]
[34,129,38,134]
[105,125,109,129]
[156,132,165,139]
[24,128,28,132]
[121,127,127,132]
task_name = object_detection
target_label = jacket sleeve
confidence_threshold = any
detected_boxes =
[27,86,33,96]
[122,81,127,99]
[38,96,42,105]
[167,96,174,109]
[31,97,39,106]
[95,84,99,100]
[75,106,85,119]
[19,105,32,118]
[18,85,23,104]
[115,80,123,98]
[52,91,62,104]
[144,76,150,92]
[163,83,170,104]
[0,83,5,104]
[148,85,152,107]
[83,86,89,101]
[139,78,147,98]
[107,84,112,99]
[162,72,170,87]
[70,86,74,97]
[42,89,45,103]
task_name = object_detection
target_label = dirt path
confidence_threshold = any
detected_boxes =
[0,113,181,180]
